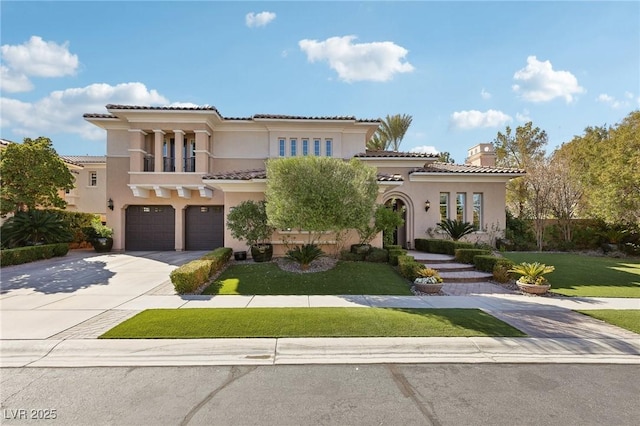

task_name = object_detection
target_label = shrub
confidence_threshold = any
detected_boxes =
[339,250,365,261]
[454,248,491,264]
[388,248,407,266]
[1,210,72,248]
[473,255,505,273]
[415,267,443,283]
[423,239,474,255]
[492,258,515,283]
[171,247,233,294]
[286,244,324,270]
[397,255,424,281]
[0,243,69,267]
[509,262,555,285]
[384,244,402,251]
[414,238,430,252]
[365,247,389,263]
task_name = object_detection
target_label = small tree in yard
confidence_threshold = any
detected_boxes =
[266,157,379,260]
[0,137,74,215]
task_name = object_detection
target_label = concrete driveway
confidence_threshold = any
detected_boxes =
[0,249,206,339]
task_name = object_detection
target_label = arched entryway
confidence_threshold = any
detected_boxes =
[383,193,414,249]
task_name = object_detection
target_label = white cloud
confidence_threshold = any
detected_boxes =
[596,93,630,109]
[0,65,34,93]
[480,89,491,99]
[409,145,439,155]
[624,91,634,99]
[1,36,78,78]
[0,82,168,140]
[245,11,276,28]
[167,102,202,108]
[450,109,512,130]
[298,35,414,82]
[516,109,531,122]
[512,56,584,103]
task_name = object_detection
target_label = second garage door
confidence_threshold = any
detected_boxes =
[185,206,224,250]
[125,205,175,251]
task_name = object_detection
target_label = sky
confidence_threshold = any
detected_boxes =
[1,1,638,164]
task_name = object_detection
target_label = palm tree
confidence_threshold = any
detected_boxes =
[367,114,413,152]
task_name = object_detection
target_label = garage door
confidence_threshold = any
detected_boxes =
[185,206,224,250]
[125,205,175,251]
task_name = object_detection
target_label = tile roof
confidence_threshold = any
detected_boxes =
[60,155,106,164]
[354,150,439,158]
[84,105,379,123]
[202,169,403,182]
[410,162,525,175]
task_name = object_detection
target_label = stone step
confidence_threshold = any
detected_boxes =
[439,270,494,283]
[422,262,475,272]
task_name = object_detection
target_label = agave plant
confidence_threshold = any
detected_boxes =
[436,219,475,241]
[286,244,324,271]
[509,262,555,285]
[415,267,443,284]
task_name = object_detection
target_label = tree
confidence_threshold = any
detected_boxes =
[366,114,413,152]
[0,137,74,215]
[493,122,548,217]
[523,158,553,251]
[547,150,583,242]
[437,152,455,164]
[265,156,379,244]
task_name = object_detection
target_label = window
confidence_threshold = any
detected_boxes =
[279,138,286,157]
[314,139,321,156]
[89,171,97,186]
[456,193,466,222]
[290,138,297,156]
[325,139,333,157]
[302,139,309,156]
[473,193,483,230]
[439,193,449,221]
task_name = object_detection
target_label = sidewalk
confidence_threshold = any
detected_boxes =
[1,250,639,367]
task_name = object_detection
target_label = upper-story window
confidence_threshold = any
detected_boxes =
[314,139,321,156]
[290,138,297,156]
[325,139,333,157]
[279,138,286,157]
[89,171,97,187]
[302,139,309,156]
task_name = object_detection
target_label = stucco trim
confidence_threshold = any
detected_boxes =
[409,174,521,183]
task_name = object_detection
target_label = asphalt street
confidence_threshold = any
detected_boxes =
[1,364,639,426]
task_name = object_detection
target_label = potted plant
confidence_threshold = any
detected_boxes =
[84,218,113,253]
[226,200,275,262]
[509,262,555,295]
[413,267,444,294]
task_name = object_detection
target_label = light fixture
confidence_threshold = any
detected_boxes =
[424,200,431,212]
[107,198,114,211]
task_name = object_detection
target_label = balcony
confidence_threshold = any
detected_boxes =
[143,156,154,172]
[163,157,175,172]
[183,156,196,172]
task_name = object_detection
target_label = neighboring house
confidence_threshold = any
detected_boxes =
[59,156,107,221]
[84,104,524,253]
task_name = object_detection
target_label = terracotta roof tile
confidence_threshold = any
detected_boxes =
[105,104,221,114]
[61,155,106,164]
[410,162,525,175]
[355,150,439,158]
[203,169,403,182]
[82,113,118,119]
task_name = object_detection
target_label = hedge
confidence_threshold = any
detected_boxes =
[473,255,514,274]
[388,248,407,266]
[365,247,389,263]
[415,238,474,255]
[397,255,425,281]
[170,247,233,294]
[454,248,492,264]
[0,243,69,267]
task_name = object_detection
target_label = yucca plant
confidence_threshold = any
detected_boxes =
[1,210,73,248]
[437,219,475,241]
[415,267,443,284]
[286,244,324,271]
[508,262,555,285]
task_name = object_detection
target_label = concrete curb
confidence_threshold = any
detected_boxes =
[2,337,638,368]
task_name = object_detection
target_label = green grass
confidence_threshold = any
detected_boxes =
[503,252,640,297]
[576,310,640,334]
[99,308,526,339]
[203,261,413,295]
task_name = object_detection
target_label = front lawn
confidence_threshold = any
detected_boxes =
[503,252,640,297]
[203,261,413,295]
[576,310,640,334]
[99,308,526,339]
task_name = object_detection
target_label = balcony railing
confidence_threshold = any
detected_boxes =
[163,157,175,172]
[143,156,154,172]
[183,156,196,172]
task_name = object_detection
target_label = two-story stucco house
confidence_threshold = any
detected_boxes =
[60,156,107,221]
[84,104,523,254]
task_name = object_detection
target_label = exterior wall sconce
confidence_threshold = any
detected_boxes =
[107,198,114,211]
[424,200,431,212]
